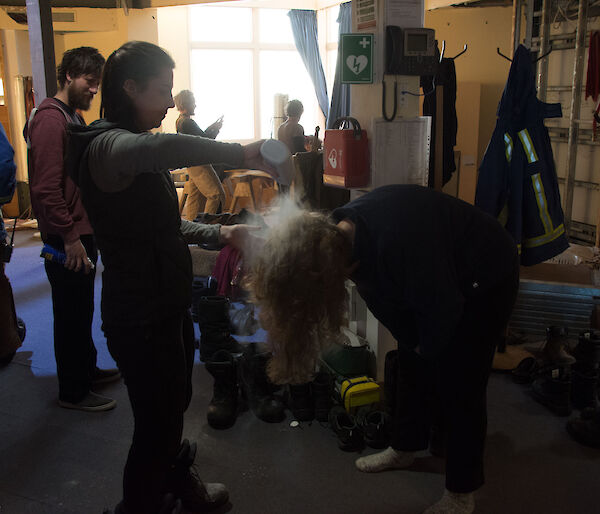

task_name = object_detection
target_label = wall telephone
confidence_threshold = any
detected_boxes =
[385,26,439,76]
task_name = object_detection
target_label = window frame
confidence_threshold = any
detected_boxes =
[188,5,302,142]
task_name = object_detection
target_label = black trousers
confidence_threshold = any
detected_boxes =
[44,234,98,402]
[106,311,195,514]
[391,265,519,493]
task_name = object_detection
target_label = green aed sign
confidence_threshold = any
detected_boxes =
[340,33,374,84]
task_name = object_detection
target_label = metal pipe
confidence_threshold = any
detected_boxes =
[525,0,535,49]
[564,0,589,237]
[536,0,550,101]
[511,0,521,57]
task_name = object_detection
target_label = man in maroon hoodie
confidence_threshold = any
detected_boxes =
[26,47,119,411]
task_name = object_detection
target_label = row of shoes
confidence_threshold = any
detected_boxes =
[512,326,600,449]
[328,406,392,451]
[515,327,600,416]
[205,343,339,428]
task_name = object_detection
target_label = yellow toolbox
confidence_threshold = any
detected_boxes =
[340,376,381,412]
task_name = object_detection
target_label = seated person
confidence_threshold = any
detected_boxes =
[277,99,306,154]
[174,89,225,218]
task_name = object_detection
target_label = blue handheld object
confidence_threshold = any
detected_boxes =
[41,244,66,265]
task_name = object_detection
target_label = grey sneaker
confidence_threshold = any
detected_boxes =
[92,367,122,385]
[58,392,116,412]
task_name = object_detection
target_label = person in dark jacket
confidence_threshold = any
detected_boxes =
[25,46,121,412]
[251,185,519,514]
[66,41,274,514]
[174,89,226,218]
[476,44,568,266]
[0,121,21,365]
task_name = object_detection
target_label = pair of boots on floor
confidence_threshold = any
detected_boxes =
[104,440,228,514]
[205,344,285,428]
[529,327,600,417]
[205,343,335,427]
[195,294,282,428]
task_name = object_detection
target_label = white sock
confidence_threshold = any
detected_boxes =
[355,446,415,473]
[422,489,475,514]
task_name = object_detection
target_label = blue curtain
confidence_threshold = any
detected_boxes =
[288,9,329,119]
[326,2,352,129]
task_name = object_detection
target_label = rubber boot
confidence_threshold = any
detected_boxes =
[571,369,600,411]
[165,439,229,512]
[312,371,334,422]
[196,296,242,362]
[239,344,285,423]
[538,326,575,368]
[566,408,600,448]
[205,350,239,429]
[572,330,600,372]
[191,276,217,322]
[286,382,314,421]
[531,366,572,416]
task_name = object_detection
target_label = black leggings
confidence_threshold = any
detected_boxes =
[391,265,519,493]
[106,311,195,514]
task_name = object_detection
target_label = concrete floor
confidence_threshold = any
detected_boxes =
[1,230,599,514]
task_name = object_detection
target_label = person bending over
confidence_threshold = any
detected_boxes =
[67,41,274,514]
[174,89,226,218]
[251,185,519,514]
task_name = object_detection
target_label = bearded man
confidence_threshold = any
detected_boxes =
[25,46,120,412]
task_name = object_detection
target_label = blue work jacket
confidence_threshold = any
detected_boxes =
[476,44,568,266]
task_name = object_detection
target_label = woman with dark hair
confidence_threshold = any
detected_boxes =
[252,185,519,514]
[67,41,274,514]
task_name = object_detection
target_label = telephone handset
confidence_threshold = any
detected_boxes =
[385,26,439,76]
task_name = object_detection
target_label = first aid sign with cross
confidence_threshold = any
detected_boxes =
[340,33,374,84]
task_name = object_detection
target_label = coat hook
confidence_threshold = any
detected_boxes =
[449,44,468,60]
[497,47,512,62]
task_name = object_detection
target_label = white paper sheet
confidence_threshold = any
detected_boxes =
[370,117,431,188]
[385,0,424,29]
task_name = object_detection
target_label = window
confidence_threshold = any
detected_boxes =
[189,6,252,43]
[189,5,322,142]
[325,4,341,99]
[190,49,253,141]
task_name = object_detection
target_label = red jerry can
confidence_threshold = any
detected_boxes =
[323,117,370,188]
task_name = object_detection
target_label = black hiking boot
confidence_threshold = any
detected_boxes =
[196,296,242,362]
[239,344,285,423]
[312,371,334,422]
[571,369,600,411]
[286,382,314,422]
[566,408,600,448]
[531,366,572,416]
[205,350,239,429]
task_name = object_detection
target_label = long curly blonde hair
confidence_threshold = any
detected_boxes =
[251,212,351,385]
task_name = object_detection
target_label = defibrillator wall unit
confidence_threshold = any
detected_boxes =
[385,26,438,76]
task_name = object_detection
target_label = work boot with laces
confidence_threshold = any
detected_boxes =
[165,439,229,512]
[205,350,239,429]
